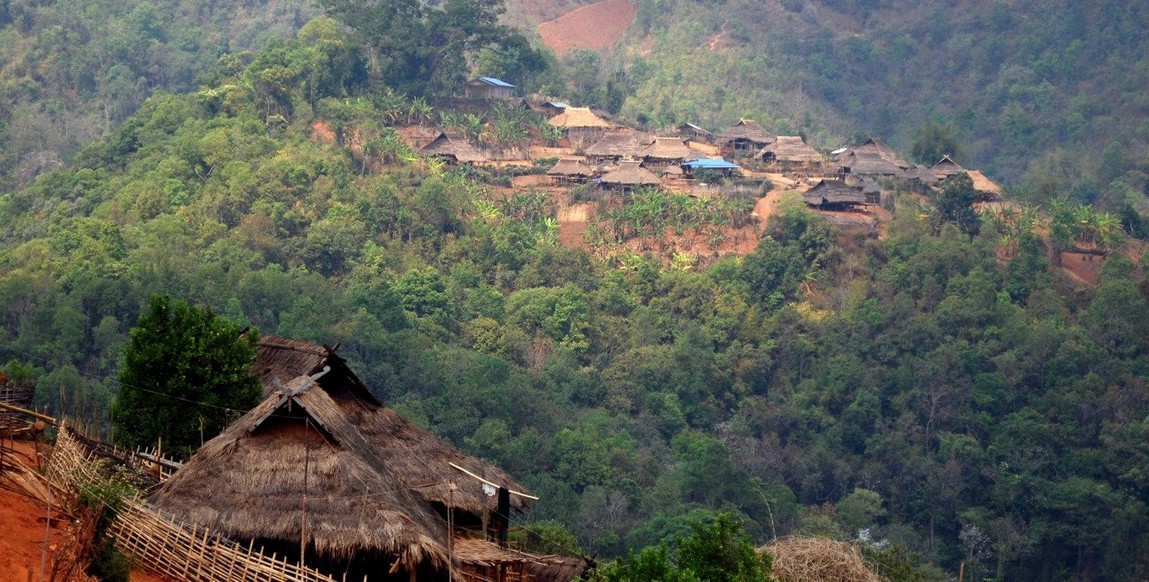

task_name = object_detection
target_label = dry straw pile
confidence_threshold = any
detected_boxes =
[762,537,882,582]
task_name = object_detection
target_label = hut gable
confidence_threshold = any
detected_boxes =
[600,160,660,189]
[803,179,867,208]
[716,119,776,151]
[418,132,489,164]
[758,136,822,164]
[930,155,965,180]
[854,138,911,169]
[251,337,527,516]
[151,375,451,572]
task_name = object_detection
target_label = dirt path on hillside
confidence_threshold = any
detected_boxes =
[537,0,637,58]
[0,438,72,582]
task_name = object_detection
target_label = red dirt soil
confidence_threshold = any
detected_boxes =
[0,437,176,582]
[0,438,71,582]
[537,0,637,58]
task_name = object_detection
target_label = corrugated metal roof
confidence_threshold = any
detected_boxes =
[681,157,740,170]
[478,76,515,88]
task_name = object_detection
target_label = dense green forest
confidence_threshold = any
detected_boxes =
[1,1,1149,581]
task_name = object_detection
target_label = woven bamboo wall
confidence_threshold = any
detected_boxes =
[49,427,337,582]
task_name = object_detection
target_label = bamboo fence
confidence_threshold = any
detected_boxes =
[0,378,35,435]
[48,426,337,582]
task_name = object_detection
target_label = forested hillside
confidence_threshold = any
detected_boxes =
[0,0,317,190]
[1,14,1148,580]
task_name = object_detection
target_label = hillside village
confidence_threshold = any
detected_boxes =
[2,2,1148,580]
[384,77,1021,261]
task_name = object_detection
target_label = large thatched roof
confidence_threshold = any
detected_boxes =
[759,136,822,163]
[250,337,529,516]
[851,138,911,169]
[585,130,651,158]
[803,179,866,206]
[546,157,594,178]
[641,137,696,161]
[419,132,488,163]
[151,375,452,571]
[716,119,776,147]
[547,107,612,129]
[600,160,660,186]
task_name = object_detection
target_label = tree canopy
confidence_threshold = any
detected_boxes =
[111,295,261,457]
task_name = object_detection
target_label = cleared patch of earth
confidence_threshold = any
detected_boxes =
[537,0,637,58]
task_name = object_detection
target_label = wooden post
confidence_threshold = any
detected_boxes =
[958,561,965,582]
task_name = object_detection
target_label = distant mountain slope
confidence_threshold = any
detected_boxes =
[521,0,1149,213]
[0,0,315,189]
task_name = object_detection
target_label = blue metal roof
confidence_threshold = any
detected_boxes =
[681,157,740,170]
[479,77,515,88]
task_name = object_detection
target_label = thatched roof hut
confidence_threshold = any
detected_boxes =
[803,179,866,208]
[585,129,651,161]
[850,138,911,169]
[902,164,939,188]
[419,132,488,164]
[968,169,1003,198]
[641,137,696,165]
[759,136,822,164]
[548,107,612,130]
[249,337,528,517]
[834,150,903,177]
[153,336,588,582]
[548,107,613,145]
[546,157,594,183]
[677,123,714,143]
[717,119,776,152]
[600,160,660,190]
[151,373,452,576]
[930,155,964,180]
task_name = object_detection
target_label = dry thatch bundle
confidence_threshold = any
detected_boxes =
[762,537,882,582]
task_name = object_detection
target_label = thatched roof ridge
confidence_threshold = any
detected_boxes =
[759,136,822,163]
[585,130,651,158]
[151,377,451,571]
[803,179,865,206]
[601,160,660,186]
[930,155,965,179]
[253,336,528,515]
[851,137,911,169]
[716,119,776,146]
[419,132,488,163]
[547,157,593,177]
[641,137,694,161]
[547,107,612,129]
